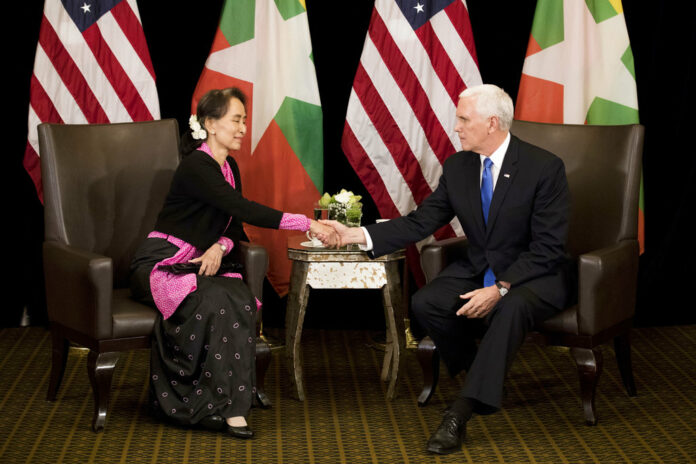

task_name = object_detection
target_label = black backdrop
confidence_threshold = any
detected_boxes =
[7,1,695,328]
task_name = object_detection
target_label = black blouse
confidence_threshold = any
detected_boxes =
[153,149,283,252]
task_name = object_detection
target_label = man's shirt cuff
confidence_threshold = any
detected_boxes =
[359,226,373,251]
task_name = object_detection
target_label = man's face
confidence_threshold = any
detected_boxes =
[454,96,491,153]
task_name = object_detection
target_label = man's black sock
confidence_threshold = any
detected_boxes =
[449,396,473,420]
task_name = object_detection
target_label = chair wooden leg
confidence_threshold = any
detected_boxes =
[416,336,440,406]
[614,331,637,397]
[47,328,69,401]
[255,338,272,408]
[87,351,119,432]
[570,347,603,426]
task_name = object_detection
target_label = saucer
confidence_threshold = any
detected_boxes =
[300,241,325,248]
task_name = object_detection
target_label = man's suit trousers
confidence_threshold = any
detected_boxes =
[411,275,558,413]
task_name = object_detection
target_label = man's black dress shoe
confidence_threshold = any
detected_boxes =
[227,425,254,439]
[197,415,226,431]
[426,412,467,454]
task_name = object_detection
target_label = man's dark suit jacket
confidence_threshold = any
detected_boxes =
[365,134,572,310]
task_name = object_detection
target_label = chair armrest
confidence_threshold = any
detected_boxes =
[577,240,639,335]
[43,241,113,339]
[239,241,268,302]
[420,236,469,283]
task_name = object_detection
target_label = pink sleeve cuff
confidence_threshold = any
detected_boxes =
[217,237,234,256]
[279,213,311,231]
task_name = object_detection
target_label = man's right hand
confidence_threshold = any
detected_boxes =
[309,220,339,248]
[319,220,366,247]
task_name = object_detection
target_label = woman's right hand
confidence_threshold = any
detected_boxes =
[310,220,339,247]
[189,243,225,276]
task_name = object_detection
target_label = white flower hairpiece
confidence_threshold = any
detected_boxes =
[189,115,207,140]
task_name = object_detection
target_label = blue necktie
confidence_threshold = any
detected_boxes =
[481,158,496,287]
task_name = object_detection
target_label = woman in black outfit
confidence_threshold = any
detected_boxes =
[130,88,335,438]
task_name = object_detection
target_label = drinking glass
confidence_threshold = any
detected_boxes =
[313,203,328,221]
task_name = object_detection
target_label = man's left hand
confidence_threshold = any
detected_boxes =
[456,286,501,318]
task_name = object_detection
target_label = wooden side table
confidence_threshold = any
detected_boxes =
[285,235,406,401]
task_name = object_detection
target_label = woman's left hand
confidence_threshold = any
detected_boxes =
[189,243,225,276]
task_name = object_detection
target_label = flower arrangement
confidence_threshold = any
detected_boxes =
[319,189,363,225]
[189,115,207,140]
[318,189,362,207]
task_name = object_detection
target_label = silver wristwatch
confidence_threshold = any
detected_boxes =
[217,242,227,253]
[495,281,508,297]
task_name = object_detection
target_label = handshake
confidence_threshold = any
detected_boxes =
[307,219,368,248]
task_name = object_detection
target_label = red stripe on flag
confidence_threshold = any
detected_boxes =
[23,143,43,202]
[29,74,63,124]
[352,64,434,205]
[415,21,464,105]
[444,0,478,65]
[38,15,109,123]
[82,22,153,121]
[368,10,455,162]
[26,74,59,201]
[341,123,401,220]
[110,0,156,80]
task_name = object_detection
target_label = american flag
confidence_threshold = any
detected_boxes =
[342,0,481,262]
[24,0,160,200]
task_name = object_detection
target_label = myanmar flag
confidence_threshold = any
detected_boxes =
[515,0,644,253]
[193,0,323,296]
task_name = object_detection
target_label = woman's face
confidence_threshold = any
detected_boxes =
[206,97,247,151]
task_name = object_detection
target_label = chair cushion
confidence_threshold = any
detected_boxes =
[112,289,158,338]
[538,305,578,335]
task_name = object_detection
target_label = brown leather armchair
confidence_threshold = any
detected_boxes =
[416,121,644,425]
[39,120,271,432]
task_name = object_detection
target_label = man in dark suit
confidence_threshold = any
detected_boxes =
[321,84,571,454]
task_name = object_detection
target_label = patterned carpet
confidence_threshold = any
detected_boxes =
[0,325,695,463]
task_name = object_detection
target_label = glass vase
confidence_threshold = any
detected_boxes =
[328,202,348,224]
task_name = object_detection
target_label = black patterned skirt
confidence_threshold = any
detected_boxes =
[130,238,257,424]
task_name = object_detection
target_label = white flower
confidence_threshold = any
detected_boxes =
[188,115,200,130]
[189,115,207,140]
[335,190,353,204]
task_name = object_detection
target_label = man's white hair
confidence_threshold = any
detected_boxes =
[459,84,514,131]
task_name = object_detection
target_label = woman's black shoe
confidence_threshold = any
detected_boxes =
[197,415,226,431]
[227,425,254,439]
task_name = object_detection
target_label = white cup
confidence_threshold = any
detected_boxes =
[306,231,323,247]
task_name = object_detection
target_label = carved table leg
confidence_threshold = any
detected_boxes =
[570,347,603,425]
[383,261,405,400]
[381,321,394,382]
[87,350,119,432]
[285,260,310,401]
